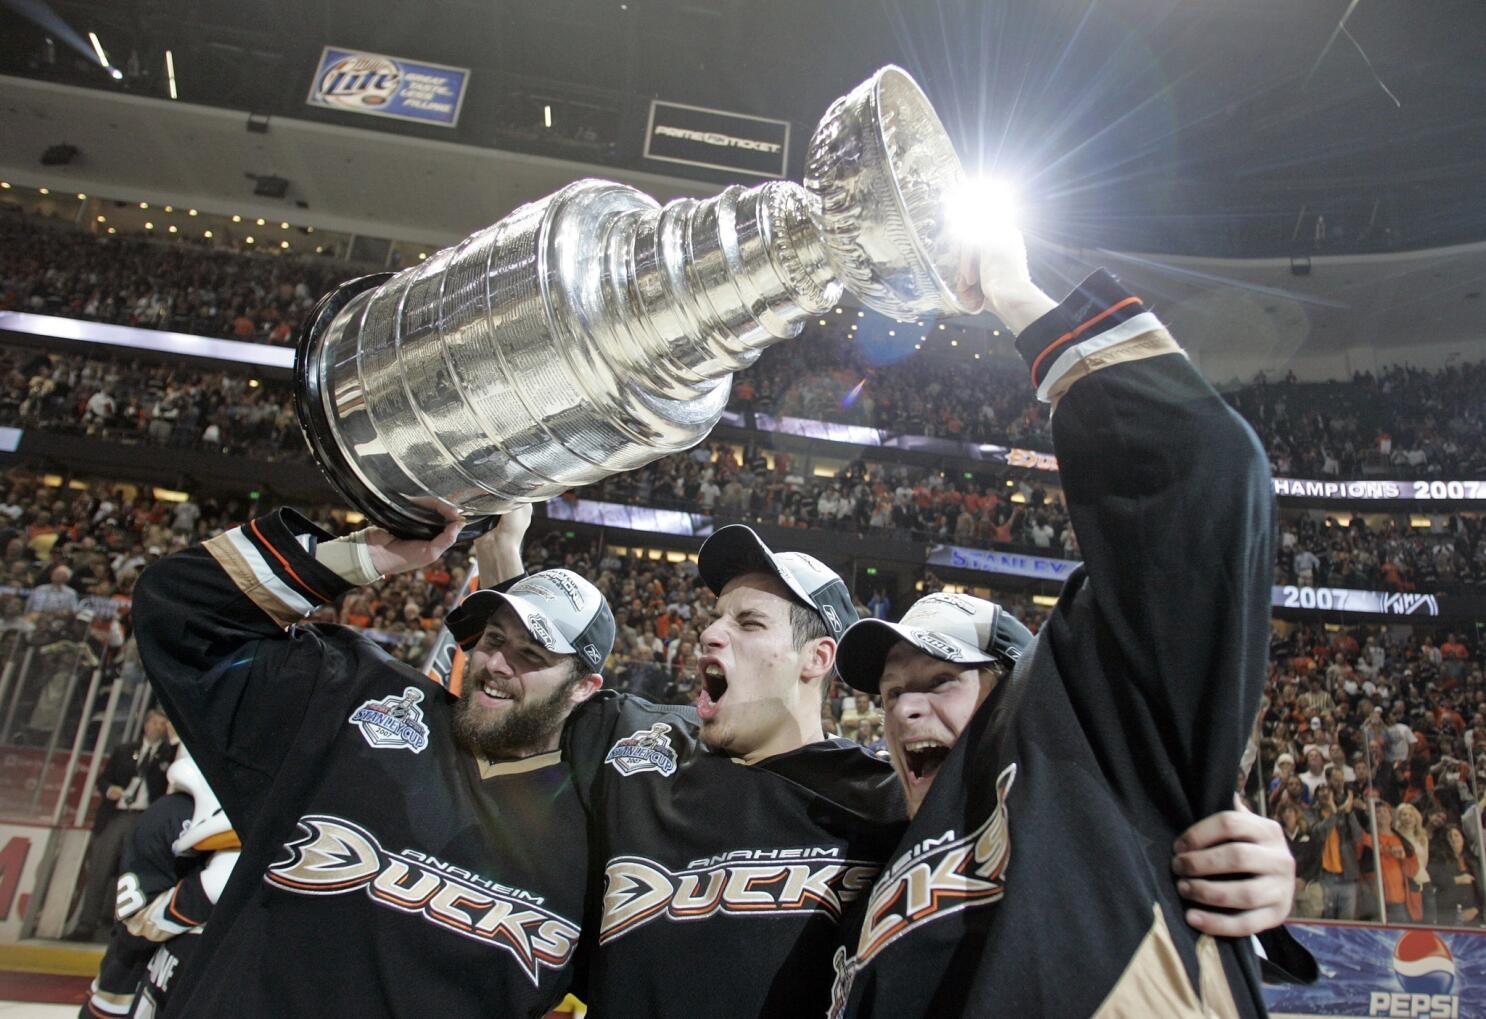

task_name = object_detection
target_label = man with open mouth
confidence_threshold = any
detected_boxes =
[544,517,1296,1017]
[824,225,1299,1018]
[559,522,910,1018]
[132,509,612,1017]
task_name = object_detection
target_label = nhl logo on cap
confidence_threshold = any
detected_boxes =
[909,629,963,661]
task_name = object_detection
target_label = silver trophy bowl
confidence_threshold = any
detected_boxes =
[296,65,979,537]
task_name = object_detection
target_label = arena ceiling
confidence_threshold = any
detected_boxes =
[2,0,1483,254]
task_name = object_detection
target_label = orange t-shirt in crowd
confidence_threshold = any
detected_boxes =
[1359,829,1418,904]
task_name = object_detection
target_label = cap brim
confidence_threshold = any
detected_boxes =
[445,589,576,656]
[836,618,994,693]
[698,525,816,609]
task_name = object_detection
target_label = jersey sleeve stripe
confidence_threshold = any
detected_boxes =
[247,517,333,604]
[166,885,204,928]
[1028,295,1144,388]
[1035,311,1176,402]
[205,528,315,628]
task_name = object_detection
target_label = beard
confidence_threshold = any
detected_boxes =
[451,672,578,761]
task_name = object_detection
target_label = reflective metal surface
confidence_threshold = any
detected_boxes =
[297,65,975,536]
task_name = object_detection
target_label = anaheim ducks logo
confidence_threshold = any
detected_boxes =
[266,816,579,984]
[600,849,879,944]
[828,764,1017,1017]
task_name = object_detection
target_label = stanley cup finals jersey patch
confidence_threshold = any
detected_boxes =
[349,686,431,753]
[605,723,679,777]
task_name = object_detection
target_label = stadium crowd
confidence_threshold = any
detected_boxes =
[6,456,1486,927]
[8,339,1486,594]
[1259,620,1486,925]
[10,218,1486,928]
[0,216,355,345]
[0,468,937,749]
[6,218,1486,482]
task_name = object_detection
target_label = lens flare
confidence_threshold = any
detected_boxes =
[945,177,1021,243]
[841,378,868,409]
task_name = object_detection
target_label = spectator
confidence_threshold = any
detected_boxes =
[1394,802,1435,923]
[66,709,174,940]
[1360,801,1421,923]
[1429,826,1482,924]
[1313,786,1364,919]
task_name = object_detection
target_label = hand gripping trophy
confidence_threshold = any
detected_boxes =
[295,66,981,537]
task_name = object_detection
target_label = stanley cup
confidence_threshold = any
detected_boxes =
[296,65,982,537]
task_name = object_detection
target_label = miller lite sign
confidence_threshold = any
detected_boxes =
[308,47,469,127]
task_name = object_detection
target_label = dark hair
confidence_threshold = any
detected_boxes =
[787,599,829,650]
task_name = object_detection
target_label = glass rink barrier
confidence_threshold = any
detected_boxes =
[0,595,146,944]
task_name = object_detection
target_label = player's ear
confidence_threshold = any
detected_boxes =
[800,636,836,684]
[569,672,603,706]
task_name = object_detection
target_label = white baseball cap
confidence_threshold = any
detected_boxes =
[836,591,1034,694]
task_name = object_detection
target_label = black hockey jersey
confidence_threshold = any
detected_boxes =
[829,272,1275,1018]
[132,510,588,1018]
[83,792,195,1019]
[563,692,906,1018]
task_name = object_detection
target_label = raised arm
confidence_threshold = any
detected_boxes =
[975,230,1276,826]
[132,510,459,826]
[474,504,533,589]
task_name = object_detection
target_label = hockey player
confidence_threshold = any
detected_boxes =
[560,526,904,1017]
[79,748,238,1019]
[126,751,239,1018]
[543,523,1295,1017]
[826,225,1289,1016]
[131,508,612,1017]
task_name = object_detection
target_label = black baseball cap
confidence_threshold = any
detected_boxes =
[697,525,857,638]
[836,591,1034,693]
[446,569,615,674]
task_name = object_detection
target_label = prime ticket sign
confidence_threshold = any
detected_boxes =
[307,47,470,128]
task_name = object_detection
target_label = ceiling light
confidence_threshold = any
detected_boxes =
[165,49,178,100]
[204,230,213,238]
[39,188,50,195]
[87,31,109,70]
[76,192,86,200]
[144,221,154,229]
[96,215,105,223]
[280,240,289,249]
[280,221,288,229]
[164,205,173,212]
[188,208,197,216]
[168,225,177,233]
[256,218,265,226]
[231,215,241,223]
[245,236,254,244]
[139,202,148,209]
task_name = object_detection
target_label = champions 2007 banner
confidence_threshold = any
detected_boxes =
[1266,923,1486,1018]
[307,47,470,127]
